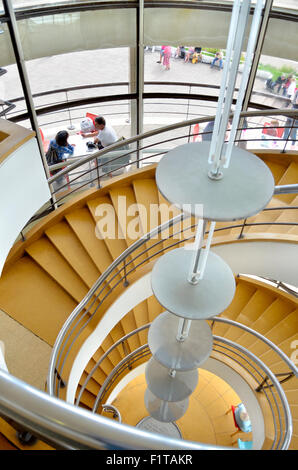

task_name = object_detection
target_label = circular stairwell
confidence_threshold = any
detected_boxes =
[0,152,297,449]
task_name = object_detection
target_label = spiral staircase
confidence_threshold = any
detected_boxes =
[0,148,297,450]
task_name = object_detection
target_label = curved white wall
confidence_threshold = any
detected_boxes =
[0,137,51,276]
[212,240,298,288]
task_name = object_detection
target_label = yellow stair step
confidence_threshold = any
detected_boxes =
[157,191,184,251]
[259,333,298,369]
[214,278,257,337]
[244,197,288,234]
[65,207,114,275]
[25,237,90,304]
[238,300,296,350]
[87,195,129,264]
[45,221,100,289]
[120,310,141,352]
[146,295,164,323]
[275,162,298,204]
[0,257,78,345]
[133,301,150,345]
[261,159,289,185]
[101,334,123,367]
[85,357,107,387]
[248,309,298,357]
[224,288,276,342]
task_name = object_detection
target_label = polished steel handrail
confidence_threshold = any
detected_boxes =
[17,106,297,227]
[0,369,226,450]
[48,194,298,399]
[85,318,296,450]
[47,213,189,395]
[7,79,291,123]
[48,107,298,185]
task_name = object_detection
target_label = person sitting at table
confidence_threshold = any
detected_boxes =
[48,130,75,183]
[93,116,118,150]
[80,117,97,137]
[49,130,75,165]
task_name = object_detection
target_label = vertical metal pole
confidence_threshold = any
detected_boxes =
[224,0,264,169]
[176,318,192,342]
[241,0,274,113]
[136,0,144,168]
[3,0,44,162]
[3,0,57,207]
[209,0,251,178]
[188,219,207,285]
[66,91,75,130]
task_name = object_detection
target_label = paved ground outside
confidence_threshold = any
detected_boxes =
[0,48,296,159]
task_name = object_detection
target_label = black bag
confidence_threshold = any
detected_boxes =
[46,146,59,166]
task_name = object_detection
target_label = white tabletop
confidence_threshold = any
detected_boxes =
[68,133,98,158]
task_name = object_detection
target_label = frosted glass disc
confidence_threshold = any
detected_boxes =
[145,357,198,402]
[156,142,275,221]
[136,416,182,438]
[151,247,235,320]
[144,388,189,423]
[148,311,213,370]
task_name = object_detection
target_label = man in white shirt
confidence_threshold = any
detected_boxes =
[94,116,118,149]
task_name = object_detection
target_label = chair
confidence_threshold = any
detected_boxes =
[86,112,97,125]
[225,405,241,437]
[39,128,49,152]
[236,438,253,450]
[193,123,201,142]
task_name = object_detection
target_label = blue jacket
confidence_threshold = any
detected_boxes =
[49,139,74,161]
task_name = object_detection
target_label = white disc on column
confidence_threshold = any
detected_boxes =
[151,247,235,320]
[136,416,182,437]
[155,142,275,221]
[145,357,198,402]
[144,388,189,423]
[148,311,213,370]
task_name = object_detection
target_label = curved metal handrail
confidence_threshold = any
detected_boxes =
[7,79,291,123]
[0,369,228,450]
[48,192,298,399]
[48,107,298,185]
[47,213,189,395]
[85,318,296,450]
[18,106,296,227]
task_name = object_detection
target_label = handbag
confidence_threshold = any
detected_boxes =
[45,145,60,166]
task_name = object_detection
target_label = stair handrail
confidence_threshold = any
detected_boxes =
[87,321,296,450]
[47,107,298,185]
[48,188,298,399]
[0,369,230,450]
[47,212,190,396]
[80,316,298,411]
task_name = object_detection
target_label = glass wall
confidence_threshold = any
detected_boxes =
[0,1,297,147]
[0,20,29,126]
[248,12,298,151]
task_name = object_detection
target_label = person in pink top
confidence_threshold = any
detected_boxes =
[157,45,166,64]
[162,46,172,70]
